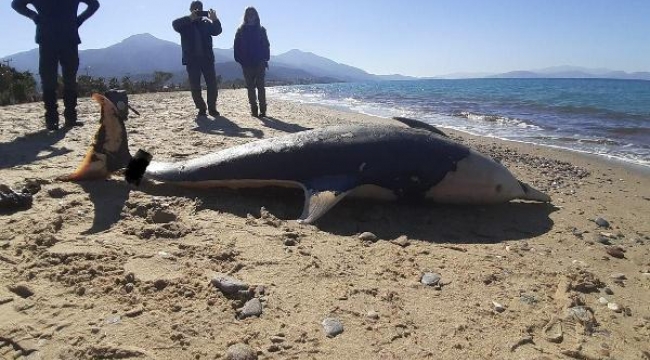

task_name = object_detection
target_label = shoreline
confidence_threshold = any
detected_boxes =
[1,90,649,360]
[271,94,650,179]
[273,84,650,172]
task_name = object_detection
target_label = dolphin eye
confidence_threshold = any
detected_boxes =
[495,184,502,193]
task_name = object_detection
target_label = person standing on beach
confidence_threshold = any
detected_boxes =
[173,1,222,117]
[11,0,100,130]
[234,7,270,118]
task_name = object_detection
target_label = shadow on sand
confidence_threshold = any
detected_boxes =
[79,179,131,234]
[0,128,72,169]
[136,183,556,244]
[193,115,264,138]
[259,116,312,133]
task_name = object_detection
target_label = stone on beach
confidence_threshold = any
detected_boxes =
[322,317,344,337]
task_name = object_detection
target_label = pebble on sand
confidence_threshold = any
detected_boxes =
[492,301,506,313]
[366,310,380,321]
[7,283,34,298]
[595,217,610,228]
[211,273,250,296]
[225,343,258,360]
[238,298,263,319]
[358,232,378,242]
[605,246,626,259]
[607,302,622,312]
[322,317,344,337]
[420,272,442,286]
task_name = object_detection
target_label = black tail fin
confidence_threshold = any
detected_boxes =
[125,149,152,186]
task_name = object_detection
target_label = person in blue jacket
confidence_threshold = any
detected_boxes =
[11,0,100,130]
[173,1,222,117]
[234,7,270,118]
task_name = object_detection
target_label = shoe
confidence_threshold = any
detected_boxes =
[259,112,266,118]
[64,121,84,128]
[259,104,266,118]
[250,104,259,118]
[45,112,59,130]
[208,109,220,117]
[197,109,207,117]
[46,122,59,131]
[64,111,83,127]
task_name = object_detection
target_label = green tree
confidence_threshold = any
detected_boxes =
[151,71,173,91]
[121,76,133,93]
[0,64,37,105]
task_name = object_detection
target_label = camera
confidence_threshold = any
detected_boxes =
[195,10,209,17]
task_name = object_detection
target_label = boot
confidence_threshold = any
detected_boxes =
[64,108,81,127]
[45,111,59,131]
[259,103,267,118]
[250,104,259,117]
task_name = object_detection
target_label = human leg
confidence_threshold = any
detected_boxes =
[257,64,267,117]
[186,62,206,115]
[202,59,219,116]
[242,67,258,117]
[38,44,60,129]
[60,44,80,126]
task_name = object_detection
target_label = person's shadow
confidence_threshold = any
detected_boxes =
[258,116,311,133]
[193,115,264,138]
[0,128,72,169]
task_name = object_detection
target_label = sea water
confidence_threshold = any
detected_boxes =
[270,78,650,168]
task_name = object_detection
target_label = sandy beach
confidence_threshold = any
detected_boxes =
[1,90,649,360]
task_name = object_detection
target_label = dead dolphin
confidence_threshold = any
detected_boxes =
[61,94,550,224]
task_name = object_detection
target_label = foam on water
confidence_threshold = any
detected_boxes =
[269,79,650,168]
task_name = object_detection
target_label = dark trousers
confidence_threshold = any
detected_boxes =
[242,64,266,112]
[39,42,79,123]
[186,57,218,112]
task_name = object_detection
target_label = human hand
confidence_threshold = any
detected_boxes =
[190,10,200,21]
[208,9,217,21]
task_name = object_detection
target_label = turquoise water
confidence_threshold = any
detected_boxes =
[270,78,650,167]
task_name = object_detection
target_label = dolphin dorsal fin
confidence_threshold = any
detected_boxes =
[392,117,448,137]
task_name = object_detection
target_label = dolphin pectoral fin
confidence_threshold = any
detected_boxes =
[297,188,351,224]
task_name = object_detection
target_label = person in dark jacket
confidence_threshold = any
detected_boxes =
[234,7,270,118]
[11,0,100,130]
[173,1,222,117]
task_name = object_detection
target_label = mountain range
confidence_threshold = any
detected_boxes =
[2,33,649,82]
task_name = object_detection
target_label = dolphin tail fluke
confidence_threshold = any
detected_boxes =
[125,149,153,186]
[58,93,132,182]
[518,181,551,202]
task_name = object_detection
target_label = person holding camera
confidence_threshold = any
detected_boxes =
[172,1,222,117]
[11,0,100,130]
[234,7,270,118]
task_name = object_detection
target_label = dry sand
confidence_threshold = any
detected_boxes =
[0,90,649,360]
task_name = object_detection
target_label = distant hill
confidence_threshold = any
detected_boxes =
[3,34,648,82]
[488,66,650,81]
[1,33,396,84]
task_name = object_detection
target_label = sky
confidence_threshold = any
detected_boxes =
[1,0,649,77]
